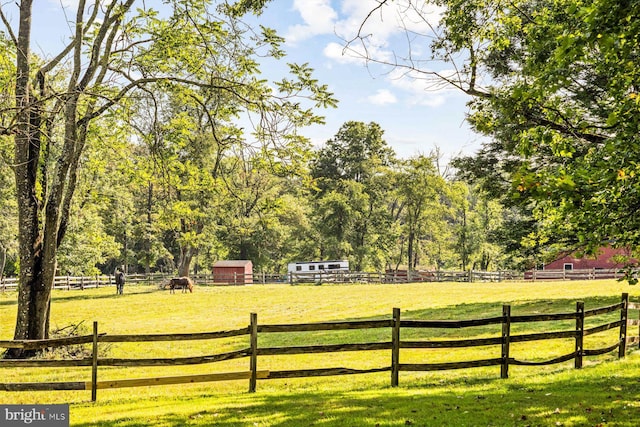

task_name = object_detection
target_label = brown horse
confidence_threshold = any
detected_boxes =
[169,277,194,293]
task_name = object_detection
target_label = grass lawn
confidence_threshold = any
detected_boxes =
[1,279,640,426]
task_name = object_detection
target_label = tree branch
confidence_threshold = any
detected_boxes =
[0,5,17,47]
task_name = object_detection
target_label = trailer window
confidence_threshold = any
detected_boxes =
[319,265,325,270]
[327,264,341,269]
[309,265,315,271]
[296,266,302,271]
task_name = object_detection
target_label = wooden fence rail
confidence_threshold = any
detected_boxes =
[0,294,637,400]
[1,268,637,290]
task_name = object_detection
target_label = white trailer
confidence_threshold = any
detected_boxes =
[287,260,349,274]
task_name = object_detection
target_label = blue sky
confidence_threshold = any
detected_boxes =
[27,0,483,160]
[250,0,484,160]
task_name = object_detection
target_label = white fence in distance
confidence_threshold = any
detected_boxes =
[0,268,633,291]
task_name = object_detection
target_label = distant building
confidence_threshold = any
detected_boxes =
[544,247,635,271]
[287,260,349,274]
[286,260,349,283]
[212,260,253,285]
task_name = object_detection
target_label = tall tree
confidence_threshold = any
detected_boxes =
[395,155,447,271]
[215,148,308,270]
[0,153,17,278]
[351,0,640,266]
[0,0,334,356]
[310,121,397,270]
[0,38,18,279]
[56,107,135,275]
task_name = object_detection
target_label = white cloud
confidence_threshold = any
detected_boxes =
[335,0,402,42]
[367,89,397,105]
[47,0,79,8]
[287,1,443,61]
[332,0,444,62]
[410,93,446,108]
[323,41,393,65]
[288,1,458,107]
[386,67,461,107]
[323,42,362,64]
[285,0,338,44]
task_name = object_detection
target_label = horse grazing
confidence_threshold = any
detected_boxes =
[169,277,194,294]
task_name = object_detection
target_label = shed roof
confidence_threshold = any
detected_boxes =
[213,260,253,268]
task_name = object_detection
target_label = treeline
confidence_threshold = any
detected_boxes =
[1,120,528,277]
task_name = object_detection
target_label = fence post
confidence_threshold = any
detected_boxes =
[91,321,99,401]
[501,305,511,379]
[637,300,640,349]
[619,293,629,358]
[249,313,258,393]
[575,301,584,369]
[391,308,401,387]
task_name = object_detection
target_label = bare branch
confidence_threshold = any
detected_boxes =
[0,4,17,47]
[40,0,99,75]
[349,0,389,45]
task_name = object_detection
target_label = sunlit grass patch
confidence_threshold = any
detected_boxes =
[1,279,640,425]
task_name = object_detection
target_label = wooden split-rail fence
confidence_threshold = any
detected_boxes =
[0,293,638,401]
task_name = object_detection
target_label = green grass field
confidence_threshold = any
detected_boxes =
[2,280,640,426]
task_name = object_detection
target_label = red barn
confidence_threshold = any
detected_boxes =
[544,246,634,271]
[212,260,253,285]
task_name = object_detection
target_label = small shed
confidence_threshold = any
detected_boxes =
[212,260,253,285]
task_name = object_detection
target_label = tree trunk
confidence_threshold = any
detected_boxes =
[178,246,193,277]
[177,213,196,277]
[7,0,49,358]
[144,181,153,275]
[459,207,468,271]
[0,246,6,281]
[407,229,415,271]
[8,0,82,356]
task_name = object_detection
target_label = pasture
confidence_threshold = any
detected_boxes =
[1,280,640,426]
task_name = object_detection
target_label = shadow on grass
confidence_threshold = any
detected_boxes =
[72,357,640,426]
[259,293,630,348]
[4,291,637,425]
[0,286,162,307]
[402,293,627,319]
[69,293,639,426]
[50,287,160,304]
